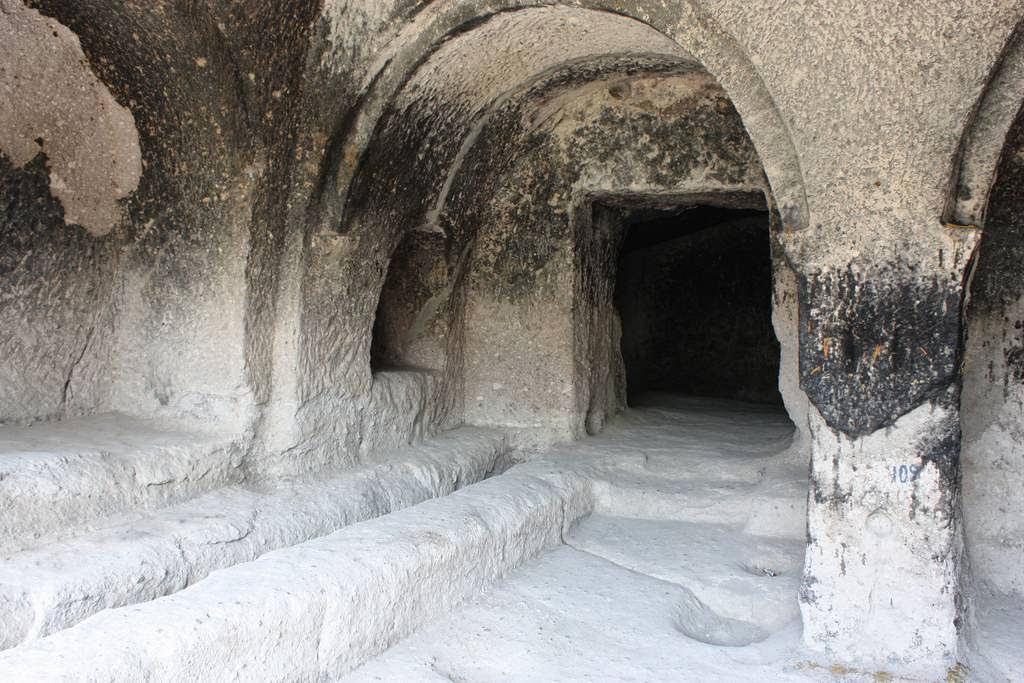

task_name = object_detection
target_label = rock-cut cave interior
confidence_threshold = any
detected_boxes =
[1,1,1023,681]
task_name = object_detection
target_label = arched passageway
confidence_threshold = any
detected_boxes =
[960,99,1024,677]
[327,5,807,445]
[334,5,808,664]
[944,23,1024,676]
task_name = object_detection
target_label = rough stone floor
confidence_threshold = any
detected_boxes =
[343,397,1024,683]
[344,396,821,681]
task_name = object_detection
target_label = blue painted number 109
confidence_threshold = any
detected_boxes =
[890,464,921,483]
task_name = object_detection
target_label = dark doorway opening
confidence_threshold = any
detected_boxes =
[614,205,782,405]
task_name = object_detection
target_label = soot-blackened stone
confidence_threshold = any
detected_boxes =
[798,268,964,436]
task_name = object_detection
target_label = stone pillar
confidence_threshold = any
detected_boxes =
[802,396,964,675]
[796,242,976,677]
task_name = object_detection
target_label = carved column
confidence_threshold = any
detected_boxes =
[797,233,978,677]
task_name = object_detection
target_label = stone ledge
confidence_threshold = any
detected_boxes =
[0,413,246,555]
[0,426,510,651]
[0,461,595,680]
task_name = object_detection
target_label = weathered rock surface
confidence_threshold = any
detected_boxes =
[0,427,509,650]
[1,0,1024,677]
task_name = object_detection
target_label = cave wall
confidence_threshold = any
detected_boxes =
[0,152,119,425]
[0,2,138,424]
[771,238,811,463]
[575,204,629,437]
[0,0,266,431]
[0,0,323,439]
[34,0,320,436]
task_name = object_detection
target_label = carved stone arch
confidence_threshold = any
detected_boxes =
[312,0,807,237]
[945,23,1024,228]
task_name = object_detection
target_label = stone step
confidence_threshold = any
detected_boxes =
[0,459,595,681]
[0,414,246,555]
[0,427,510,650]
[594,469,807,540]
